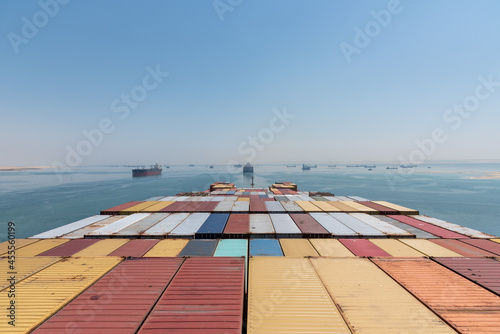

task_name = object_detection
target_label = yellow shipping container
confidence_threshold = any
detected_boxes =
[325,201,357,212]
[309,239,355,257]
[120,201,161,213]
[15,239,70,257]
[237,197,250,201]
[0,238,40,256]
[0,257,61,291]
[295,201,323,212]
[399,239,463,257]
[144,239,189,257]
[311,201,341,212]
[311,258,456,333]
[140,201,174,212]
[369,239,426,257]
[491,239,500,244]
[73,238,130,256]
[0,257,122,333]
[372,201,419,215]
[279,239,318,257]
[247,257,351,334]
[342,201,378,214]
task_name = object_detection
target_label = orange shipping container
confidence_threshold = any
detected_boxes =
[373,258,500,333]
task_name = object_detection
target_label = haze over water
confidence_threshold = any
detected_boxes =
[1,164,499,241]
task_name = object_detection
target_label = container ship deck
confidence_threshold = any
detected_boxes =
[2,181,500,333]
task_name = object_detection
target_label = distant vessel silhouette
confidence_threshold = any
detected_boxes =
[243,162,253,173]
[132,163,162,177]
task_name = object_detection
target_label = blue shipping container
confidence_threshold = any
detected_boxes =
[249,239,283,256]
[195,213,229,239]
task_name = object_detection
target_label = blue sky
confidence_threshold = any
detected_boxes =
[1,0,500,166]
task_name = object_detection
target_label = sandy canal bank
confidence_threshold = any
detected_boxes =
[0,166,52,172]
[468,172,500,180]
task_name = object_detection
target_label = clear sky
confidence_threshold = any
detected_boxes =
[1,0,500,167]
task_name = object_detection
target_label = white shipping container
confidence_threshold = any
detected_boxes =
[297,195,315,201]
[62,216,127,239]
[87,213,151,236]
[113,213,170,236]
[232,201,250,212]
[30,215,110,239]
[265,201,286,212]
[270,214,301,235]
[309,213,358,236]
[143,213,190,236]
[280,201,304,212]
[213,201,234,212]
[350,213,412,236]
[347,196,370,201]
[249,214,275,234]
[169,212,210,236]
[285,195,301,201]
[415,215,496,238]
[334,196,352,201]
[330,213,385,236]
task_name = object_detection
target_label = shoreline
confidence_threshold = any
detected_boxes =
[0,166,52,172]
[415,170,500,179]
[468,172,500,180]
[415,171,469,174]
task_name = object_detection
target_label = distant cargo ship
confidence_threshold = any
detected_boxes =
[234,163,243,168]
[132,163,162,177]
[243,162,254,173]
[302,164,311,171]
[286,165,296,167]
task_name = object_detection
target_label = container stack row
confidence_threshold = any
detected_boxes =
[2,254,500,333]
[30,211,495,240]
[100,198,419,215]
[3,237,500,258]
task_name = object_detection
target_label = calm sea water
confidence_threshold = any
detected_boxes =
[1,164,499,241]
